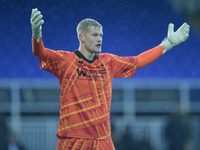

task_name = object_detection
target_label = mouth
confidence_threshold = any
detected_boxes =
[95,44,101,47]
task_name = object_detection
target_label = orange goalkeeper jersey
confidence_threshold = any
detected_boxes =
[32,37,163,140]
[40,48,138,140]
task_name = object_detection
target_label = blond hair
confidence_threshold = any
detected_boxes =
[76,18,102,37]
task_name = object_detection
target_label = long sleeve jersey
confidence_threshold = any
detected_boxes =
[32,37,164,140]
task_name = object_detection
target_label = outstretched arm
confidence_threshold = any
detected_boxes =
[136,45,163,69]
[31,8,46,61]
[32,36,47,61]
[136,22,190,69]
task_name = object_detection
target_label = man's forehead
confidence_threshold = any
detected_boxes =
[88,26,103,33]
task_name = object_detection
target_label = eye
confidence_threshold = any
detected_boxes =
[93,34,98,37]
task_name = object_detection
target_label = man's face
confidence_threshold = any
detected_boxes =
[83,26,103,54]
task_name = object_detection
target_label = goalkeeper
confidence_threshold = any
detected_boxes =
[31,8,190,150]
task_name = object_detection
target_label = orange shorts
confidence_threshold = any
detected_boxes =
[56,137,115,150]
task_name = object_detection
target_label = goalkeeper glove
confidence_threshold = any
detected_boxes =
[161,22,190,54]
[30,8,44,43]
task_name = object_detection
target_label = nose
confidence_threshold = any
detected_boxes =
[97,35,102,42]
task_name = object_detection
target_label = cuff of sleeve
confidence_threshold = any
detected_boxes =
[160,37,173,54]
[32,35,43,43]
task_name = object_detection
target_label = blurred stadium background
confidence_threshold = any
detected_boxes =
[0,0,200,149]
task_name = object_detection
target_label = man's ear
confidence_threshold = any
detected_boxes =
[79,34,85,43]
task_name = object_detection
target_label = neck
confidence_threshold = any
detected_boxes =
[78,46,94,60]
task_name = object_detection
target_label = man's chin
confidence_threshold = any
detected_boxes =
[95,49,101,53]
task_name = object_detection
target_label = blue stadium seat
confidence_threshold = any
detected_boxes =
[0,0,200,78]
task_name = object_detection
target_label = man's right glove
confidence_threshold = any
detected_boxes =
[30,8,44,43]
[161,22,190,54]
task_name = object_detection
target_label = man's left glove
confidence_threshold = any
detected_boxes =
[161,22,190,53]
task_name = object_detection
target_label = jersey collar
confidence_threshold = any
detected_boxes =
[74,50,98,63]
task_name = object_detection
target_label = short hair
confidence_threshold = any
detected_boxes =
[76,18,102,37]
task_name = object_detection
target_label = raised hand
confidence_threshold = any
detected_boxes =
[30,8,44,41]
[161,22,190,53]
[168,22,190,47]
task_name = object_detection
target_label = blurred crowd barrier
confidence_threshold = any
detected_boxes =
[0,78,200,150]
